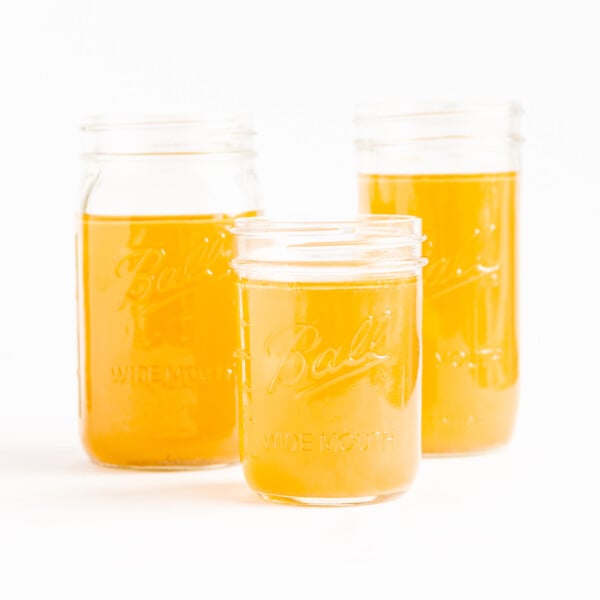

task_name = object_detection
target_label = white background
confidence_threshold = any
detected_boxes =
[1,0,599,598]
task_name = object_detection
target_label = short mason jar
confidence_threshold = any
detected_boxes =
[355,101,522,455]
[77,115,260,469]
[232,216,426,505]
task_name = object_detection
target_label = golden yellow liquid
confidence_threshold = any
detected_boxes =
[360,173,518,454]
[238,277,421,502]
[77,213,244,468]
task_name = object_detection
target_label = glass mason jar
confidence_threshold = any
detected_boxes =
[77,115,260,469]
[356,101,522,455]
[232,216,426,505]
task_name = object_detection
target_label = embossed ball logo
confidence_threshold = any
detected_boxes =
[425,224,500,299]
[266,314,393,400]
[115,227,232,315]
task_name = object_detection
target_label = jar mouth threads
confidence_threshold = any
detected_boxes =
[354,100,523,147]
[81,114,255,156]
[355,100,522,174]
[232,215,426,281]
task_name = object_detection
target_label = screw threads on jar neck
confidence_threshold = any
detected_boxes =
[354,101,523,174]
[232,215,426,282]
[81,114,255,156]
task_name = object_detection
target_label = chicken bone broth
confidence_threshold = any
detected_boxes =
[78,213,246,468]
[360,172,518,454]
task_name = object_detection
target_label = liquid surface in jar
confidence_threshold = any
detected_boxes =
[77,213,248,468]
[238,277,421,501]
[359,172,518,454]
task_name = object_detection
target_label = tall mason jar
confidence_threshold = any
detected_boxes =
[77,115,259,469]
[356,102,522,455]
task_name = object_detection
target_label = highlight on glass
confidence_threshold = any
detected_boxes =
[232,215,427,505]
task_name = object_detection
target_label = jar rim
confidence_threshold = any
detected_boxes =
[81,113,254,133]
[354,100,523,123]
[232,214,422,238]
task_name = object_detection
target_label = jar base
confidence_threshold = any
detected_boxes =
[423,442,508,458]
[256,490,406,507]
[89,457,239,472]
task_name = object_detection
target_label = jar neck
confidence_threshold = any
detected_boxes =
[81,134,259,217]
[81,115,255,156]
[232,216,426,282]
[355,101,522,174]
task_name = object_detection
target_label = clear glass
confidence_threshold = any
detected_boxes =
[77,115,260,469]
[232,216,426,505]
[356,101,522,455]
